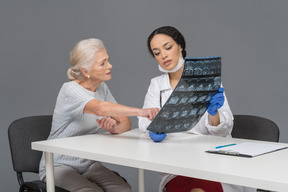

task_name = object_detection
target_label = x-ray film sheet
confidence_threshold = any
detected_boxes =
[147,56,222,133]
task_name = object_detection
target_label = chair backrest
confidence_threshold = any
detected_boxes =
[8,115,52,173]
[231,115,279,142]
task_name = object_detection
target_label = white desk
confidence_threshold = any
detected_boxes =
[32,129,288,192]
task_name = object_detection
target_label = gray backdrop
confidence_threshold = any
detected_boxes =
[1,0,287,191]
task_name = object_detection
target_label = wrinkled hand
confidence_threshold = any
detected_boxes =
[139,108,160,121]
[149,131,167,142]
[207,87,225,116]
[96,117,119,134]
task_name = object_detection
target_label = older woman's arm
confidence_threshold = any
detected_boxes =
[84,99,159,120]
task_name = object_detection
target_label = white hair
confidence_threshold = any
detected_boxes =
[67,38,105,80]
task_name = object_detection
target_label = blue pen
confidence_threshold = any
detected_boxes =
[215,143,236,149]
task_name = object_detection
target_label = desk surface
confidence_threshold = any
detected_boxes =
[32,129,288,192]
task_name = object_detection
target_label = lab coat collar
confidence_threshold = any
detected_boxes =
[159,73,172,92]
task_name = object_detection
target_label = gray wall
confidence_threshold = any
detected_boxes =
[1,0,287,191]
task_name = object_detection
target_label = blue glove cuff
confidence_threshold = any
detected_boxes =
[207,104,218,116]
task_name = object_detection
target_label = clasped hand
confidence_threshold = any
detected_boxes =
[207,87,225,116]
[96,117,119,134]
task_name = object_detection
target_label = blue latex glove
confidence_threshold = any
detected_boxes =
[207,87,225,116]
[149,131,167,142]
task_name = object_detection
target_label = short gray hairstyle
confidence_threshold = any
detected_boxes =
[67,38,105,80]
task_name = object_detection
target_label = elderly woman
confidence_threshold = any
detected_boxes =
[39,38,159,192]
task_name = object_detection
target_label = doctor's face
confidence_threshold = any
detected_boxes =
[150,34,182,71]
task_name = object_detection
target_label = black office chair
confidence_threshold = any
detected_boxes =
[232,115,279,142]
[8,115,127,192]
[231,115,280,192]
[8,115,69,192]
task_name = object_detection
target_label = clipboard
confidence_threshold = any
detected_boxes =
[206,142,288,158]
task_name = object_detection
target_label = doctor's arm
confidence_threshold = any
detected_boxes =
[206,88,234,136]
[207,88,224,126]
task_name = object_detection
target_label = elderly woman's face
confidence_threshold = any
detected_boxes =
[150,34,182,71]
[88,48,112,82]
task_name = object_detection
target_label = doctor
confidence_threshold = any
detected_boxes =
[138,26,256,192]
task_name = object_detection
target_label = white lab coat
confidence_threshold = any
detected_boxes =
[138,73,256,192]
